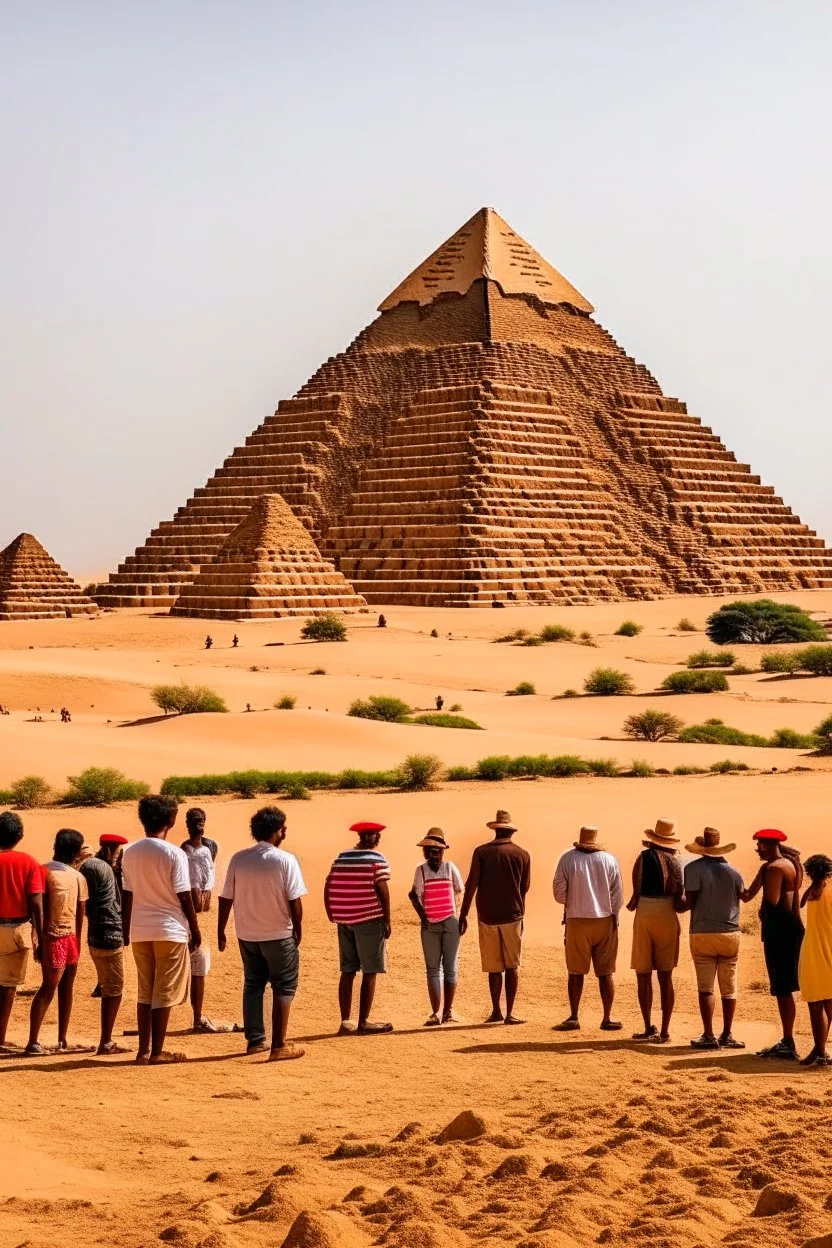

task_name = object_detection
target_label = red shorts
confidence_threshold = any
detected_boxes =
[42,934,80,971]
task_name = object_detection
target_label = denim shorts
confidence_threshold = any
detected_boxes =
[337,918,387,975]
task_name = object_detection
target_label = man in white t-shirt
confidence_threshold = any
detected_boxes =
[122,795,201,1065]
[180,807,219,1034]
[218,806,307,1062]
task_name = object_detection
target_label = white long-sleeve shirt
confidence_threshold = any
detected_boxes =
[553,848,624,920]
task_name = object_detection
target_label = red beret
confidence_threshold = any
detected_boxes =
[99,834,129,845]
[753,828,787,842]
[350,821,386,833]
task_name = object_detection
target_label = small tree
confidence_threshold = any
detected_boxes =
[624,709,684,742]
[151,683,228,715]
[686,649,736,669]
[9,775,53,809]
[706,599,826,645]
[301,613,347,642]
[397,753,444,790]
[348,695,412,723]
[661,670,730,694]
[584,668,636,696]
[615,620,643,637]
[64,767,149,806]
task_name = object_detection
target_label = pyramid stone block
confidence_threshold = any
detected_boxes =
[0,534,98,621]
[170,493,367,619]
[95,207,832,607]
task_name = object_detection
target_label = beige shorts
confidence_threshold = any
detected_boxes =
[478,920,523,973]
[690,931,741,999]
[132,940,190,1009]
[0,922,32,988]
[190,943,211,977]
[89,946,125,998]
[565,916,618,977]
[631,898,681,974]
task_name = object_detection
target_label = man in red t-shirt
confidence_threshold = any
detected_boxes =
[0,812,45,1050]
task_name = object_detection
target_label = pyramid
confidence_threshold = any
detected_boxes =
[0,534,98,621]
[170,493,367,618]
[94,207,832,607]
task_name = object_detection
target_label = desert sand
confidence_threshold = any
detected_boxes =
[1,593,832,1248]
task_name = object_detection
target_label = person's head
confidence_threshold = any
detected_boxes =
[487,810,517,840]
[351,820,385,849]
[53,828,84,865]
[98,833,128,866]
[804,854,832,885]
[0,811,24,850]
[137,794,179,839]
[753,829,786,862]
[185,807,206,839]
[250,806,286,845]
[418,828,448,867]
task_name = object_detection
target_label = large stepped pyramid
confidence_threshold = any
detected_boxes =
[170,493,367,619]
[94,207,832,608]
[0,534,98,621]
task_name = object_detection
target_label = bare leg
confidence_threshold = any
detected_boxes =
[149,1006,173,1058]
[98,995,122,1051]
[27,968,61,1049]
[486,972,503,1021]
[270,994,294,1050]
[136,1002,152,1060]
[0,986,16,1046]
[567,972,584,1021]
[426,976,442,1016]
[776,994,796,1045]
[697,991,716,1039]
[357,973,377,1027]
[504,969,523,1023]
[635,972,653,1034]
[57,963,78,1047]
[657,970,675,1039]
[441,980,457,1022]
[806,1000,831,1058]
[190,975,205,1027]
[338,972,355,1023]
[598,974,616,1024]
[719,997,737,1040]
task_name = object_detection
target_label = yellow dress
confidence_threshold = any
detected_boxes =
[799,885,832,1003]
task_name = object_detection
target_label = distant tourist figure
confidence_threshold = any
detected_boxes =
[26,829,88,1055]
[435,695,444,711]
[553,826,623,1032]
[79,833,128,1054]
[680,827,745,1050]
[798,854,832,1066]
[741,829,804,1060]
[626,819,682,1043]
[204,635,213,650]
[458,810,530,1025]
[408,828,464,1026]
[122,795,201,1065]
[180,808,219,1033]
[218,806,307,1060]
[324,821,392,1035]
[232,634,239,648]
[0,812,44,1052]
[377,614,387,628]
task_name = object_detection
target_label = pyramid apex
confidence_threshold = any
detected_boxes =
[378,208,593,315]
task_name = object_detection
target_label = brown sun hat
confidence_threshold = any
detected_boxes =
[574,826,604,851]
[643,818,679,848]
[487,810,517,831]
[417,827,449,849]
[685,826,737,856]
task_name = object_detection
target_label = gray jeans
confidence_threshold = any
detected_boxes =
[420,916,460,988]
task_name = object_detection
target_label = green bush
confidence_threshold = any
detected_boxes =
[521,636,544,647]
[397,753,443,790]
[506,681,536,696]
[730,664,755,676]
[624,709,684,742]
[587,758,621,777]
[310,668,327,676]
[495,629,528,643]
[551,755,594,777]
[410,713,483,730]
[151,683,228,715]
[584,668,635,696]
[579,631,597,647]
[706,600,826,645]
[678,719,766,747]
[283,778,310,800]
[615,620,643,637]
[275,695,297,710]
[561,688,579,699]
[9,775,53,809]
[629,759,656,777]
[348,695,411,723]
[760,651,801,673]
[673,764,708,775]
[446,765,476,781]
[448,703,463,712]
[0,790,12,806]
[660,670,729,694]
[64,767,149,806]
[687,649,736,669]
[677,618,698,632]
[796,645,832,676]
[476,755,513,781]
[709,759,750,774]
[336,768,399,789]
[301,613,347,642]
[813,715,832,755]
[768,728,819,750]
[539,623,575,643]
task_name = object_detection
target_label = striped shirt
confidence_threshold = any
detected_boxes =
[412,861,464,923]
[326,849,391,925]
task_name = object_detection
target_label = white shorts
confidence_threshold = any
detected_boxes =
[190,943,211,977]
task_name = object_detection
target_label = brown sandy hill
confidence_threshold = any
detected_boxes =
[0,533,98,621]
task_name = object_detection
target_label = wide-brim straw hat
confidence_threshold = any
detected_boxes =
[487,809,517,831]
[417,827,449,849]
[643,818,679,848]
[574,825,604,851]
[685,826,737,856]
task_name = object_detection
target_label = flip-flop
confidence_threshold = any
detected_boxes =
[600,1020,623,1032]
[484,1014,504,1024]
[337,1022,357,1036]
[504,1015,525,1025]
[268,1043,305,1062]
[718,1035,745,1050]
[424,1014,441,1027]
[192,1019,220,1034]
[442,1013,463,1024]
[148,1050,187,1064]
[97,1042,132,1056]
[690,1035,720,1050]
[57,1043,96,1054]
[553,1018,581,1031]
[649,1034,671,1045]
[356,1021,393,1035]
[757,1042,797,1061]
[22,1043,50,1057]
[632,1026,658,1040]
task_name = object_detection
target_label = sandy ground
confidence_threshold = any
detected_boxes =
[1,595,832,1248]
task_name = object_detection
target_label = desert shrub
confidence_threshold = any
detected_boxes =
[813,714,832,755]
[521,636,544,647]
[550,755,593,777]
[561,688,579,699]
[673,764,708,775]
[586,758,621,777]
[446,765,476,781]
[706,600,826,645]
[495,629,528,643]
[730,664,755,676]
[539,623,575,643]
[301,613,347,642]
[476,755,513,781]
[677,617,697,632]
[506,681,536,696]
[660,670,729,694]
[709,759,750,774]
[283,778,310,800]
[629,759,656,777]
[64,767,149,806]
[310,668,326,676]
[624,709,684,742]
[686,649,736,669]
[768,728,819,749]
[760,651,801,673]
[579,631,597,646]
[336,768,398,789]
[678,719,766,747]
[348,695,411,723]
[275,695,296,710]
[151,683,228,715]
[410,712,483,730]
[615,620,643,637]
[448,703,463,712]
[397,753,444,791]
[506,754,550,777]
[584,668,635,696]
[0,790,12,806]
[796,645,832,676]
[161,773,234,798]
[9,775,53,809]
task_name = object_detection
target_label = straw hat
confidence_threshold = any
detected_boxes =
[417,827,449,849]
[486,810,517,832]
[685,826,737,856]
[574,826,604,851]
[642,818,679,849]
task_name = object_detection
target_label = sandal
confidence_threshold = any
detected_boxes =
[268,1043,305,1061]
[633,1026,658,1040]
[690,1034,720,1050]
[600,1020,622,1032]
[337,1021,357,1036]
[757,1041,797,1061]
[649,1033,671,1045]
[356,1021,393,1035]
[553,1018,580,1031]
[193,1018,220,1034]
[504,1015,525,1025]
[97,1042,132,1056]
[424,1014,441,1027]
[148,1050,187,1064]
[718,1034,745,1050]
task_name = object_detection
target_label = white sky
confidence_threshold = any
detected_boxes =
[1,0,830,578]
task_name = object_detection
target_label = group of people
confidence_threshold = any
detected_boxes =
[1,801,831,1067]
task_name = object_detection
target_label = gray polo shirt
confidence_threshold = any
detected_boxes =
[684,857,744,934]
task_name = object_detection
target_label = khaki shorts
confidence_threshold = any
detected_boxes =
[0,922,32,988]
[565,916,618,977]
[89,946,125,998]
[690,931,741,999]
[132,940,190,1009]
[478,920,523,973]
[631,898,680,974]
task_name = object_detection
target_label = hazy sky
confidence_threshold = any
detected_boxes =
[2,1,830,578]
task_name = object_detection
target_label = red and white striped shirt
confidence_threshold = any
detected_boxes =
[326,849,391,925]
[412,861,464,923]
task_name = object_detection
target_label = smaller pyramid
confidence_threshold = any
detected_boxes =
[0,534,98,621]
[170,494,367,619]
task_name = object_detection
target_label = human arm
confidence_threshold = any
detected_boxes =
[626,856,642,912]
[609,859,624,918]
[289,897,303,947]
[177,890,201,949]
[27,892,44,949]
[75,899,85,945]
[121,890,133,946]
[217,895,232,952]
[458,851,481,936]
[375,880,392,939]
[323,870,334,922]
[552,856,568,907]
[409,867,428,924]
[741,866,765,905]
